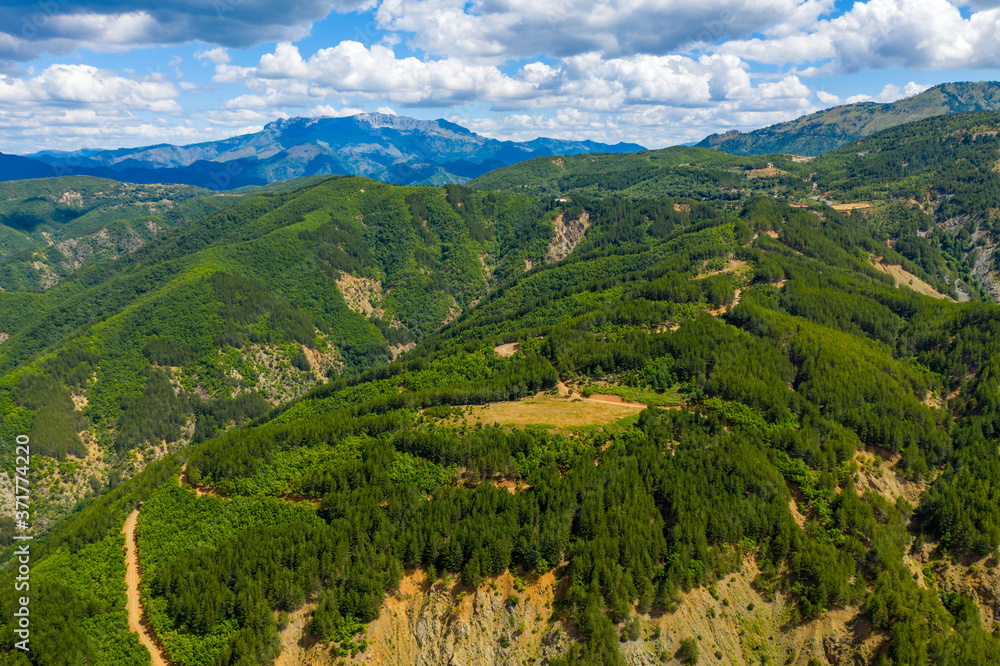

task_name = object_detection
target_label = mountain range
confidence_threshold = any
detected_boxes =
[6,85,1000,666]
[696,80,1000,156]
[5,114,643,189]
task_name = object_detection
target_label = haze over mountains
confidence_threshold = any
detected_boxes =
[697,81,1000,156]
[5,82,999,196]
[3,114,643,189]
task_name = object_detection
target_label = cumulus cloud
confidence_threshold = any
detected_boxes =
[202,40,827,148]
[0,64,179,111]
[0,0,993,154]
[815,90,840,105]
[196,48,230,65]
[238,42,541,105]
[0,63,197,152]
[226,42,815,114]
[375,0,819,60]
[722,0,1000,70]
[0,0,375,61]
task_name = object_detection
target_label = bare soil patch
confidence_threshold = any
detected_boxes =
[274,603,326,666]
[493,342,519,357]
[546,211,591,263]
[872,259,949,300]
[352,568,568,666]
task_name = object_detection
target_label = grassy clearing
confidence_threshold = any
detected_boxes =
[450,394,646,429]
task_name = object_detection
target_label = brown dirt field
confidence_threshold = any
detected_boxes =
[923,391,945,409]
[872,260,949,300]
[546,211,591,263]
[583,393,648,408]
[335,273,382,316]
[123,510,170,666]
[448,380,661,429]
[789,496,808,529]
[476,477,531,494]
[458,394,645,429]
[831,202,873,211]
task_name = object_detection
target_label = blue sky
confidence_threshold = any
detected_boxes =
[1,0,999,153]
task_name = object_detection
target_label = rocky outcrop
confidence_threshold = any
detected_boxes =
[348,569,571,666]
[546,211,591,263]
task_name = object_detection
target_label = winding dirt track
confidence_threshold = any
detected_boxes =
[122,509,169,666]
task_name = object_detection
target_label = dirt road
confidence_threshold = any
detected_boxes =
[122,509,169,666]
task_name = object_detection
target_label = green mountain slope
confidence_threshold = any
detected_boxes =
[0,176,560,527]
[467,146,810,199]
[476,111,1000,304]
[0,176,236,291]
[697,81,1000,156]
[3,173,1000,665]
[804,110,1000,301]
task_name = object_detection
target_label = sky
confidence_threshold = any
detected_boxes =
[0,0,999,154]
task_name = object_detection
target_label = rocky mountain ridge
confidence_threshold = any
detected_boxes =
[13,114,643,189]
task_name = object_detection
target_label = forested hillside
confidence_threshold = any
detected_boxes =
[3,162,1000,665]
[479,110,1000,305]
[0,176,560,529]
[467,146,811,200]
[807,110,1000,301]
[0,177,235,291]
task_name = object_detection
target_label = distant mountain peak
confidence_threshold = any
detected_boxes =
[17,113,644,188]
[697,80,1000,157]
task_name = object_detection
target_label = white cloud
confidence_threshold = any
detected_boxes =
[0,0,992,156]
[721,0,1000,71]
[232,42,541,105]
[204,40,828,149]
[845,81,931,104]
[0,106,215,153]
[0,64,180,112]
[309,104,365,117]
[815,90,840,105]
[225,42,818,116]
[375,0,819,61]
[0,1,377,60]
[196,48,230,66]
